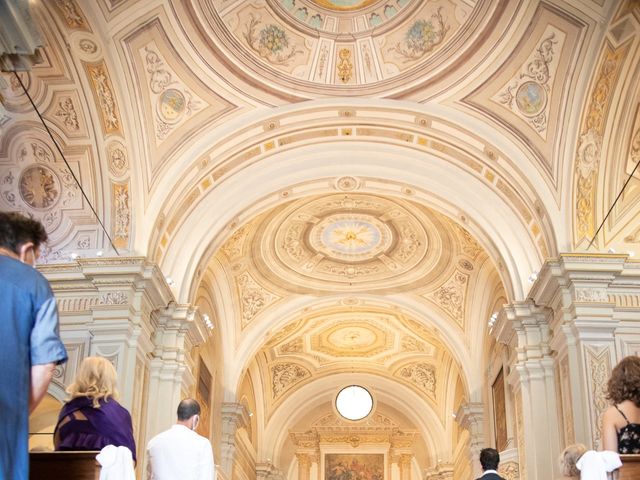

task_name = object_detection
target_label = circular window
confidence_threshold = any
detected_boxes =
[335,385,373,421]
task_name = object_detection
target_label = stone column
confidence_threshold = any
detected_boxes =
[43,257,207,478]
[455,402,484,478]
[397,454,412,480]
[220,402,250,477]
[145,303,205,437]
[492,301,560,480]
[296,453,312,480]
[528,254,625,450]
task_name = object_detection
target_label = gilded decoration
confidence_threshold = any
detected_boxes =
[53,0,90,31]
[112,182,130,249]
[85,62,122,135]
[271,362,310,399]
[575,46,627,243]
[499,462,520,480]
[256,194,454,293]
[396,362,436,396]
[497,28,564,135]
[426,270,469,325]
[310,0,379,11]
[310,321,393,357]
[586,346,611,449]
[212,0,472,90]
[236,271,280,328]
[336,48,353,83]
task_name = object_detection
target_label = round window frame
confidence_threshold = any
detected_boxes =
[334,385,374,421]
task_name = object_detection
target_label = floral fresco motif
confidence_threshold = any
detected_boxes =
[244,15,302,66]
[390,8,449,62]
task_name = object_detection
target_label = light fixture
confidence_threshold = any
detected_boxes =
[165,276,175,286]
[608,247,616,254]
[528,271,538,283]
[335,385,373,421]
[629,251,636,257]
[96,250,103,257]
[70,252,79,260]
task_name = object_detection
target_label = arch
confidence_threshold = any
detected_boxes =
[157,144,542,302]
[263,373,445,464]
[224,294,478,404]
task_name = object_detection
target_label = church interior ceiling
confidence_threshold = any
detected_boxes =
[2,0,640,472]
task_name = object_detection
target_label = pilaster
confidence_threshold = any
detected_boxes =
[220,402,250,477]
[528,254,632,449]
[455,402,484,478]
[492,301,559,480]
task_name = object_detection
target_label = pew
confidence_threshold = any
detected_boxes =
[609,454,640,480]
[30,451,100,480]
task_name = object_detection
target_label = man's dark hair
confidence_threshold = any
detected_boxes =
[177,398,201,420]
[0,212,48,254]
[479,448,500,470]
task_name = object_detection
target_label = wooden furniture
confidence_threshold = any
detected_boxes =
[609,454,640,480]
[30,451,100,480]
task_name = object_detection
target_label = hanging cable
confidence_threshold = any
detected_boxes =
[588,159,640,250]
[13,71,120,255]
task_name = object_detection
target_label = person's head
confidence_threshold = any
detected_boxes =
[479,448,500,471]
[559,443,586,477]
[0,211,47,265]
[66,356,119,407]
[177,398,201,430]
[606,355,640,407]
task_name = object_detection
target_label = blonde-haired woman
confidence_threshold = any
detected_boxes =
[559,443,586,478]
[54,356,136,461]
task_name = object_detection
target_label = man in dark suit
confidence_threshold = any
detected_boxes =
[475,448,506,480]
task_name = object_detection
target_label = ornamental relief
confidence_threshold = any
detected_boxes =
[499,462,520,480]
[396,362,436,396]
[271,362,310,399]
[575,46,627,242]
[1,139,80,232]
[236,271,280,328]
[142,45,204,142]
[112,182,130,249]
[586,346,611,450]
[85,62,122,135]
[53,0,90,31]
[425,270,469,325]
[221,225,249,260]
[260,194,446,293]
[107,141,129,178]
[496,27,564,136]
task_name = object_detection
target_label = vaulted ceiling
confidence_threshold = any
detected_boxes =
[2,0,640,471]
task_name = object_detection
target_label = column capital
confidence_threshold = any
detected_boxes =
[455,402,484,454]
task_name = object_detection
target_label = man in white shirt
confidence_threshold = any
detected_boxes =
[147,399,215,480]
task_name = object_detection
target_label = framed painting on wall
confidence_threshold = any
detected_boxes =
[324,453,384,480]
[492,367,508,452]
[195,358,213,438]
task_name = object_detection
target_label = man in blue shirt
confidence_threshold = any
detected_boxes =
[0,212,67,480]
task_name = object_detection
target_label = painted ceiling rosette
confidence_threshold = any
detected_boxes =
[252,193,454,293]
[188,0,487,95]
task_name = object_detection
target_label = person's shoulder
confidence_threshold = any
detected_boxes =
[0,256,50,285]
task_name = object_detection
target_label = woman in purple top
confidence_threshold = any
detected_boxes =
[54,356,136,462]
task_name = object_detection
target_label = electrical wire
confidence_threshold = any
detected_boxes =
[588,159,640,250]
[13,71,120,255]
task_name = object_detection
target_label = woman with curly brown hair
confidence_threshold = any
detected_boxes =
[602,355,640,453]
